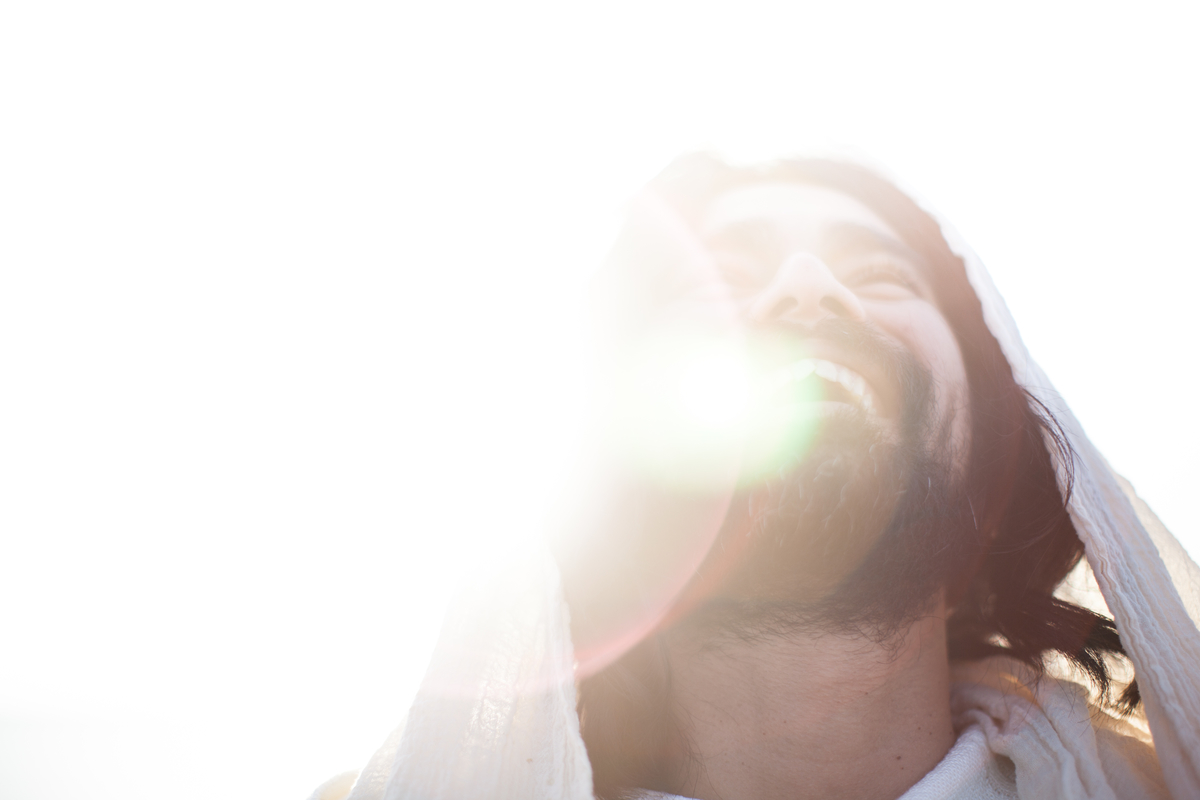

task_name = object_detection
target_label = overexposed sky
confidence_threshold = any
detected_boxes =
[2,2,1197,798]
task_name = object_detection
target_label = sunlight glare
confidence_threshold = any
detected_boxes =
[2,1,1197,798]
[610,329,749,490]
[677,346,750,429]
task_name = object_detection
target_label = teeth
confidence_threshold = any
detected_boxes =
[771,359,814,389]
[814,360,839,383]
[771,358,877,414]
[838,368,867,401]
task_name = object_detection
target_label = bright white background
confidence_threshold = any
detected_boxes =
[1,2,1197,798]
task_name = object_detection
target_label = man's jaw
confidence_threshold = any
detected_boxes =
[693,325,947,632]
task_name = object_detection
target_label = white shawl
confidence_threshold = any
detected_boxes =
[309,183,1200,800]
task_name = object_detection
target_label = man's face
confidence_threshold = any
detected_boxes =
[699,181,971,469]
[685,181,974,619]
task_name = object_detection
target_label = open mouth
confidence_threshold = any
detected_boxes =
[766,358,878,414]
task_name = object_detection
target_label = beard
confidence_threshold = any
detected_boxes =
[681,320,973,642]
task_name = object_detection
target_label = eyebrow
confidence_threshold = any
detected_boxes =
[821,222,931,272]
[703,218,786,256]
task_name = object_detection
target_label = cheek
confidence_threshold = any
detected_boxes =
[869,302,971,436]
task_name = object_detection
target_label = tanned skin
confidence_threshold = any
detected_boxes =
[660,598,955,800]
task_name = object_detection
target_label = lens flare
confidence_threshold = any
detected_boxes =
[608,328,823,490]
[676,347,750,428]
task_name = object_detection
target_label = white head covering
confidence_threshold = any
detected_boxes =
[941,216,1200,799]
[315,166,1200,800]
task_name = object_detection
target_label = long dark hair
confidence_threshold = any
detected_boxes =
[576,156,1139,799]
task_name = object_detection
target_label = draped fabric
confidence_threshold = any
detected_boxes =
[311,174,1200,800]
[938,216,1200,799]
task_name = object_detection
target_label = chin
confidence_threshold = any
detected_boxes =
[692,388,967,638]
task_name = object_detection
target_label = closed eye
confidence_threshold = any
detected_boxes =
[845,261,924,297]
[713,251,768,289]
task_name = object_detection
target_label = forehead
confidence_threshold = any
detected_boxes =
[700,181,900,247]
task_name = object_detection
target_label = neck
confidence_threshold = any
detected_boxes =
[659,602,955,800]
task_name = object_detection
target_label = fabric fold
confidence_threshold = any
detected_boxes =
[341,552,593,800]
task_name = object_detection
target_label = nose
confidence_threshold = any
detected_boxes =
[748,252,866,325]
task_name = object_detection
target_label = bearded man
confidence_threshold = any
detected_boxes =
[310,157,1200,800]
